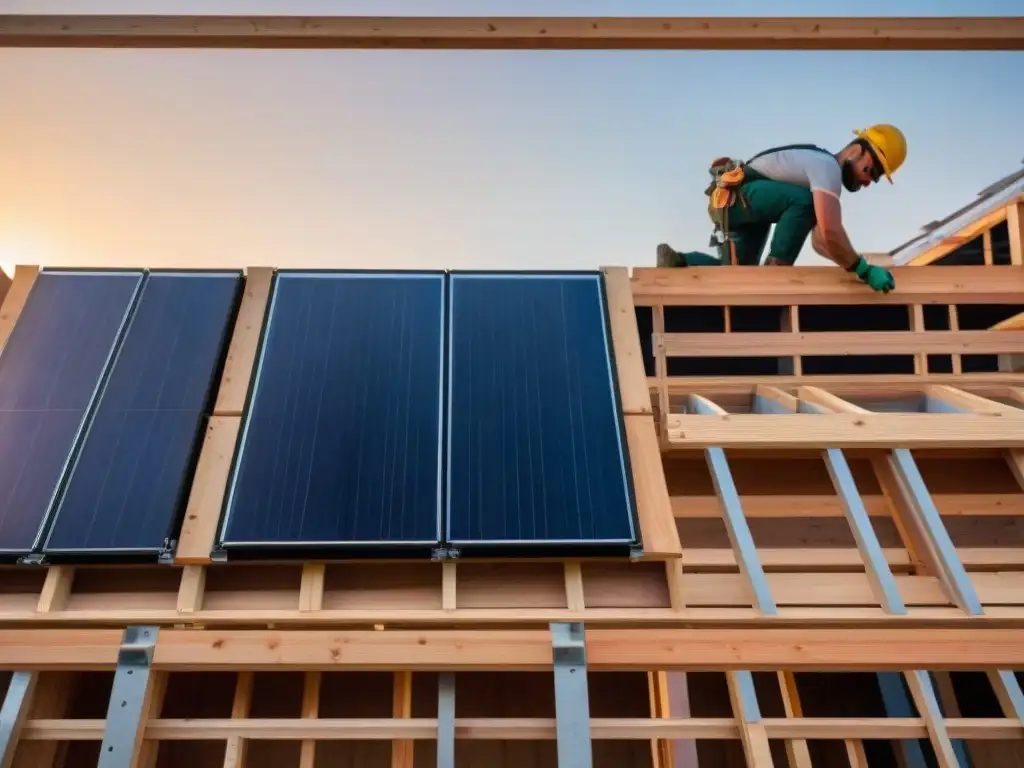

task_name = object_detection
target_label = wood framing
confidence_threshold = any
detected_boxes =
[1,15,1022,50]
[900,194,1024,267]
[1,262,1024,767]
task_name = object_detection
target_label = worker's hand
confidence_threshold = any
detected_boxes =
[851,256,895,293]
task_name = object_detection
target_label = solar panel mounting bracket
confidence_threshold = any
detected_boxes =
[550,621,593,768]
[17,553,45,566]
[210,547,229,563]
[432,547,461,561]
[98,625,158,768]
[157,540,176,564]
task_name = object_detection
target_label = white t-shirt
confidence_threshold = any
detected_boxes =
[746,148,843,199]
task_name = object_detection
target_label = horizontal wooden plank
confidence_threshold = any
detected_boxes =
[17,716,1022,742]
[631,265,1024,306]
[681,547,1024,570]
[681,572,949,607]
[4,628,1022,671]
[667,412,1024,449]
[672,493,1024,518]
[658,330,1024,358]
[2,15,1023,50]
[655,373,1024,399]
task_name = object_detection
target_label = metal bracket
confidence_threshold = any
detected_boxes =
[551,621,592,768]
[0,671,35,765]
[437,672,456,768]
[98,625,159,768]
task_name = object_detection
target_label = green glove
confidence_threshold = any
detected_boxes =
[850,255,895,293]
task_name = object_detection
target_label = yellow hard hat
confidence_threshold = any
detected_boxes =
[853,124,907,183]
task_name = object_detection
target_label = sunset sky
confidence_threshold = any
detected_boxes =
[1,0,1021,275]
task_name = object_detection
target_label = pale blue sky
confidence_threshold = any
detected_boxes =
[0,0,1021,272]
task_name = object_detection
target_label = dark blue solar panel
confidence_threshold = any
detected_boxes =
[43,272,241,558]
[0,270,144,557]
[445,273,637,555]
[220,272,445,554]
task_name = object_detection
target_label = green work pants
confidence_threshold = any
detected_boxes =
[679,178,818,267]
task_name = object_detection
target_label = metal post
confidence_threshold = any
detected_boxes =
[98,625,158,768]
[692,395,776,615]
[551,621,592,768]
[437,672,455,768]
[0,671,35,766]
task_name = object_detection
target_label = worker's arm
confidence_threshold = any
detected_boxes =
[811,191,859,269]
[812,190,895,293]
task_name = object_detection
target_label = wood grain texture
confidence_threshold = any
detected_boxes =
[659,329,1024,357]
[626,414,683,558]
[602,266,652,414]
[2,15,1022,50]
[667,412,1024,449]
[175,416,241,563]
[213,266,273,416]
[631,264,1024,306]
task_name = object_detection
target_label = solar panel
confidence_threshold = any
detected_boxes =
[0,270,144,559]
[42,272,242,560]
[219,271,446,557]
[445,272,638,556]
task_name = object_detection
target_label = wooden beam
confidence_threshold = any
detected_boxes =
[666,412,1024,449]
[4,628,1024,672]
[212,266,273,417]
[1007,199,1024,267]
[1,15,1022,50]
[656,373,1024,398]
[905,202,1012,266]
[0,264,39,351]
[602,267,653,415]
[630,265,1024,306]
[658,329,1024,357]
[991,311,1024,331]
[174,416,241,564]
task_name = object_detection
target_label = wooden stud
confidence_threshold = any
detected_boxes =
[625,413,683,558]
[35,568,73,614]
[213,266,273,416]
[300,671,321,768]
[222,672,253,768]
[441,563,457,612]
[776,672,812,768]
[176,566,206,614]
[175,416,242,564]
[299,564,325,613]
[601,267,652,415]
[564,563,585,612]
[392,671,413,768]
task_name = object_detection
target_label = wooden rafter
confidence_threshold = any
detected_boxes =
[0,15,1023,50]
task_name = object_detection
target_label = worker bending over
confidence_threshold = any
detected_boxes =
[656,124,905,293]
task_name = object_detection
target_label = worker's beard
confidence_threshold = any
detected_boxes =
[840,160,862,192]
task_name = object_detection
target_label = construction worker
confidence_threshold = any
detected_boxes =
[656,124,906,293]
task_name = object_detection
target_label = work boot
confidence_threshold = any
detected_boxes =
[656,243,685,267]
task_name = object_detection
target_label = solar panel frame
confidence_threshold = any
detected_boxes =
[39,269,243,562]
[0,268,146,561]
[217,269,448,559]
[443,270,640,558]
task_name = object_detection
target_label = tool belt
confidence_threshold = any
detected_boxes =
[703,157,758,253]
[702,143,832,251]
